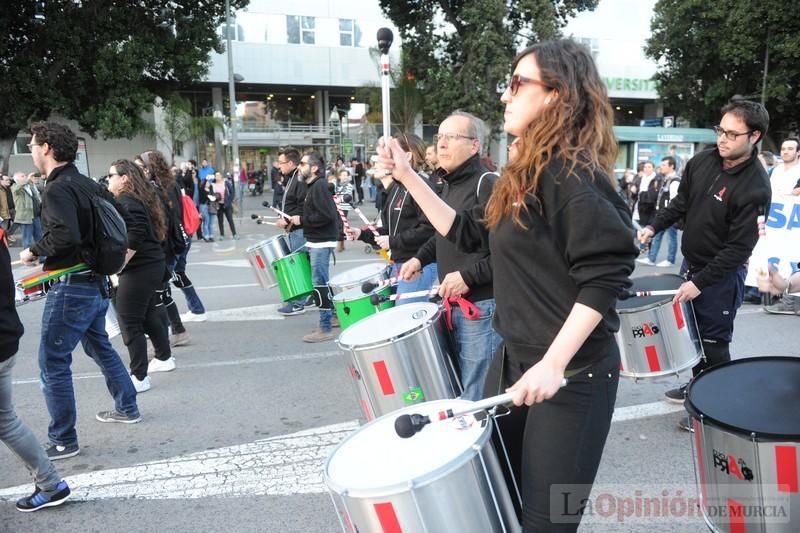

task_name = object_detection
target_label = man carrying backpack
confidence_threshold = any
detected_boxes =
[19,122,141,461]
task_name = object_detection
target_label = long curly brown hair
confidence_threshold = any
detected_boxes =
[485,39,617,230]
[111,159,167,241]
[139,150,176,207]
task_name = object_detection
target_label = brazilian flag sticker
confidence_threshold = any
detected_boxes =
[402,387,425,405]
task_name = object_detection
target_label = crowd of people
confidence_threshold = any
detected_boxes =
[1,38,796,532]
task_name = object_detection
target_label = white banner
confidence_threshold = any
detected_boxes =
[746,195,800,287]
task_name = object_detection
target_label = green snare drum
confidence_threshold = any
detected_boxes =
[333,285,394,330]
[273,251,313,302]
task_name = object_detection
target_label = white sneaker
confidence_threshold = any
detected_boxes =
[148,356,176,373]
[180,311,208,322]
[656,260,674,268]
[130,375,151,393]
[636,257,656,266]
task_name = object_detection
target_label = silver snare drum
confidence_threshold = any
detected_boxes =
[616,274,703,380]
[337,302,460,420]
[686,357,800,533]
[245,235,290,289]
[328,263,391,296]
[324,399,521,533]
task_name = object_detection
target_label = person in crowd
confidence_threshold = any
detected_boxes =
[287,151,339,342]
[350,157,365,205]
[1,231,71,511]
[212,171,238,240]
[198,158,215,181]
[639,99,772,424]
[276,148,309,316]
[757,150,775,176]
[377,40,637,531]
[0,174,16,242]
[346,133,438,305]
[200,174,215,242]
[638,156,681,267]
[20,122,141,461]
[11,172,43,250]
[399,112,501,400]
[758,263,800,298]
[106,160,171,393]
[137,150,190,353]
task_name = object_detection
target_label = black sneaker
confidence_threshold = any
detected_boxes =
[16,480,71,512]
[277,302,305,316]
[96,410,142,424]
[44,443,80,461]
[678,417,695,433]
[664,383,688,404]
[304,295,317,308]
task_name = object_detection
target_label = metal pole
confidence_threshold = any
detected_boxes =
[225,0,241,211]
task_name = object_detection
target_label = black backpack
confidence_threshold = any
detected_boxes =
[160,184,188,256]
[83,194,128,275]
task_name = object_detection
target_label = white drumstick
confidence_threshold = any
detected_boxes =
[619,289,679,300]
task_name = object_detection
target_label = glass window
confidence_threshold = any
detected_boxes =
[219,23,245,41]
[286,16,300,44]
[239,13,268,43]
[301,16,315,44]
[339,19,353,46]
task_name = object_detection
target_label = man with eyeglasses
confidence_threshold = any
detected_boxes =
[639,100,772,426]
[399,111,501,400]
[275,147,309,316]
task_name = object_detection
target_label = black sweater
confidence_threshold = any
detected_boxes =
[282,169,308,227]
[357,177,436,263]
[416,154,496,302]
[447,158,637,368]
[302,175,340,243]
[116,193,165,273]
[0,239,24,362]
[650,147,771,290]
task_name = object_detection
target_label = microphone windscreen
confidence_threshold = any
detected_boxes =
[362,281,377,293]
[369,293,381,306]
[376,27,393,53]
[394,414,415,438]
[262,200,271,208]
[251,213,259,219]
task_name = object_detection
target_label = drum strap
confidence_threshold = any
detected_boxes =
[442,295,481,330]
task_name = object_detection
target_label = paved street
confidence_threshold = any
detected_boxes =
[1,194,797,533]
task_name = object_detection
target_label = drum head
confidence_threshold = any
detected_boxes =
[337,302,439,348]
[325,399,488,495]
[686,356,800,439]
[329,263,388,288]
[617,274,684,310]
[332,285,372,303]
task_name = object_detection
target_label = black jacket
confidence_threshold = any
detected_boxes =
[448,157,636,368]
[282,169,308,228]
[31,163,130,270]
[302,175,339,243]
[416,154,496,302]
[0,238,24,362]
[116,193,165,273]
[357,177,436,263]
[650,147,771,290]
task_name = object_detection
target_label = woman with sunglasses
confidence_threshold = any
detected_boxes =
[106,160,171,392]
[346,132,438,305]
[377,40,637,531]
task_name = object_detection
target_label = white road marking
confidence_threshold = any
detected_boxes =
[611,400,685,422]
[202,303,284,321]
[11,351,341,386]
[197,282,260,290]
[0,421,360,501]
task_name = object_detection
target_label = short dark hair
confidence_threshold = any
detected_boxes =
[721,100,769,143]
[29,121,78,163]
[660,155,676,169]
[783,137,800,149]
[279,147,301,165]
[304,150,324,176]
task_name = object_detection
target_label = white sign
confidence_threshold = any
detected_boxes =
[746,196,800,286]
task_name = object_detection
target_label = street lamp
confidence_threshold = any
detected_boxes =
[225,0,243,180]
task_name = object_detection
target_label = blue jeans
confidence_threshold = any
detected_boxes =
[39,279,139,447]
[309,246,333,331]
[648,225,678,264]
[200,204,214,239]
[1,355,61,491]
[391,262,438,305]
[20,218,43,249]
[286,228,305,252]
[172,240,205,314]
[238,181,246,212]
[452,298,502,400]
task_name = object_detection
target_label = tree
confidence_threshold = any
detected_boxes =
[646,0,800,146]
[0,0,248,174]
[157,94,223,165]
[378,0,599,140]
[356,49,425,134]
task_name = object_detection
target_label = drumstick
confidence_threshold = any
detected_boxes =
[250,214,278,220]
[369,288,438,305]
[618,289,679,300]
[394,382,569,439]
[353,207,380,239]
[362,276,399,294]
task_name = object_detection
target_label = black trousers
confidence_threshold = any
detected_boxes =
[113,263,171,380]
[353,176,364,203]
[484,344,620,532]
[217,205,237,236]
